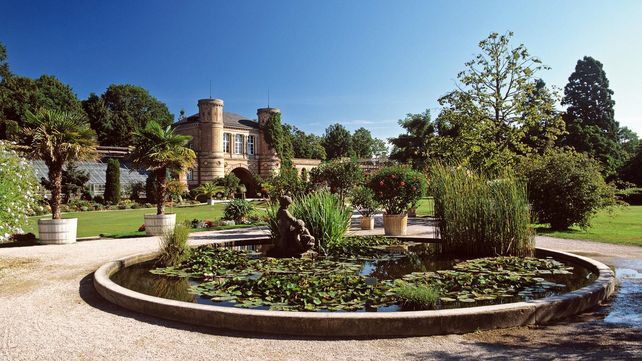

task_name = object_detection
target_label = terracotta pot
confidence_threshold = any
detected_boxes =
[38,218,78,244]
[144,213,176,236]
[360,216,375,230]
[383,213,408,236]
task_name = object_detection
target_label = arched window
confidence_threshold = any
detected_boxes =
[223,133,230,153]
[247,135,255,155]
[235,134,243,154]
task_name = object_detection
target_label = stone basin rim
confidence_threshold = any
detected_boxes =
[93,239,616,337]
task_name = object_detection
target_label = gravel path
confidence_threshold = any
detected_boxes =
[1,226,640,360]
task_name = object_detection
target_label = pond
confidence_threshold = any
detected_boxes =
[111,238,596,312]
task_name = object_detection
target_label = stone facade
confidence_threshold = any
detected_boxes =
[173,98,320,196]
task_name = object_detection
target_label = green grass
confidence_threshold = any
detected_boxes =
[415,197,435,217]
[25,202,268,238]
[535,205,642,247]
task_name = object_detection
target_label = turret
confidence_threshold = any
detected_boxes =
[198,98,225,180]
[257,107,281,177]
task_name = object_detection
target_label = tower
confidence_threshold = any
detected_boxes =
[257,107,281,178]
[198,98,225,181]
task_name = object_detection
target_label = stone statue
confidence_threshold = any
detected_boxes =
[272,196,315,257]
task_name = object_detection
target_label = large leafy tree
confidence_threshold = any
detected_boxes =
[22,109,97,220]
[352,127,375,158]
[437,32,565,174]
[130,121,195,215]
[371,138,389,159]
[283,124,326,160]
[389,110,437,170]
[618,126,639,161]
[561,56,624,176]
[620,144,642,186]
[322,123,353,159]
[83,84,173,146]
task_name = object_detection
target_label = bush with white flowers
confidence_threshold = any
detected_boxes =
[0,141,41,241]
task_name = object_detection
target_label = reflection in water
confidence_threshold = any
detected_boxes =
[604,259,642,329]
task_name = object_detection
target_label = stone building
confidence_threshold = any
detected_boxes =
[173,98,320,196]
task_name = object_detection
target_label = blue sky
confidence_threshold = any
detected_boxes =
[1,0,641,141]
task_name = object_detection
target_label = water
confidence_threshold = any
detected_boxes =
[604,259,642,328]
[111,242,596,312]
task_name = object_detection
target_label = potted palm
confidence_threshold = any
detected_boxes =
[367,166,427,236]
[194,181,225,205]
[350,186,378,230]
[22,109,97,244]
[130,121,195,236]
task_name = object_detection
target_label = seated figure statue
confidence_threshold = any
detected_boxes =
[272,196,315,257]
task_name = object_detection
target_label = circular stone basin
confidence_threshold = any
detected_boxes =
[94,238,615,337]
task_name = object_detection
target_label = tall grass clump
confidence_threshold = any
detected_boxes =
[430,163,533,257]
[267,191,351,253]
[157,221,191,267]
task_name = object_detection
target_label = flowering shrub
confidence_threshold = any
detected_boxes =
[367,166,427,215]
[0,141,41,241]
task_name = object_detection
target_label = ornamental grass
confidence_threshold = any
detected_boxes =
[430,163,533,257]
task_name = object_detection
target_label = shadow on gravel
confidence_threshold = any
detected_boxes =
[404,308,642,360]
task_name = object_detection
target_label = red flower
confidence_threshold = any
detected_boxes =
[400,181,406,186]
[379,181,385,187]
[390,175,396,179]
[412,186,416,191]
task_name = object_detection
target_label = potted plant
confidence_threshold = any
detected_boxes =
[367,166,427,236]
[130,121,195,236]
[22,109,97,244]
[194,181,225,205]
[350,186,378,230]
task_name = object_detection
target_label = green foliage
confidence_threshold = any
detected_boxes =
[561,56,625,177]
[314,159,364,200]
[263,112,293,164]
[83,84,173,146]
[21,108,97,219]
[157,221,191,267]
[0,141,41,241]
[104,158,121,204]
[389,110,438,171]
[322,123,353,159]
[367,166,427,215]
[436,32,565,174]
[618,127,640,160]
[283,124,326,160]
[215,173,241,198]
[224,199,255,223]
[165,179,187,203]
[393,283,440,308]
[288,191,352,251]
[264,166,307,199]
[620,144,642,187]
[40,162,90,202]
[371,138,389,159]
[128,181,144,201]
[194,181,225,202]
[521,150,615,230]
[129,120,195,215]
[352,127,375,158]
[430,163,533,257]
[350,186,378,217]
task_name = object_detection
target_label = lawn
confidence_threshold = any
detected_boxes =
[25,202,268,238]
[534,205,642,247]
[415,197,435,217]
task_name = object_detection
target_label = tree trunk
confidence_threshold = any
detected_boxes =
[48,163,63,220]
[156,168,167,215]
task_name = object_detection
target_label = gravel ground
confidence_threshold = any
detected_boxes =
[0,224,640,361]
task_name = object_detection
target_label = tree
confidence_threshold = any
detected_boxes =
[40,162,90,202]
[389,110,437,171]
[215,173,241,199]
[130,121,195,215]
[195,181,225,204]
[620,144,642,186]
[83,84,173,146]
[561,56,624,177]
[22,109,97,219]
[352,127,375,158]
[437,32,565,174]
[371,138,389,159]
[322,123,353,159]
[283,124,326,160]
[104,158,121,204]
[314,159,364,201]
[0,42,10,81]
[618,126,640,160]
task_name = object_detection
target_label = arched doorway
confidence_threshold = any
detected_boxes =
[231,167,258,198]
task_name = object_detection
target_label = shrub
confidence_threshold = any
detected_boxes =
[313,159,364,200]
[104,158,121,204]
[367,166,427,215]
[224,199,254,223]
[0,142,41,241]
[216,173,241,198]
[616,188,642,206]
[431,163,533,257]
[157,221,191,267]
[350,186,378,217]
[521,150,615,230]
[93,195,105,204]
[128,181,145,201]
[289,191,352,252]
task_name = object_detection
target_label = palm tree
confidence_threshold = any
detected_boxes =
[130,121,196,215]
[195,181,225,205]
[23,109,97,220]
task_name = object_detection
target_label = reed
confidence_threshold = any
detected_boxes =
[430,163,533,257]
